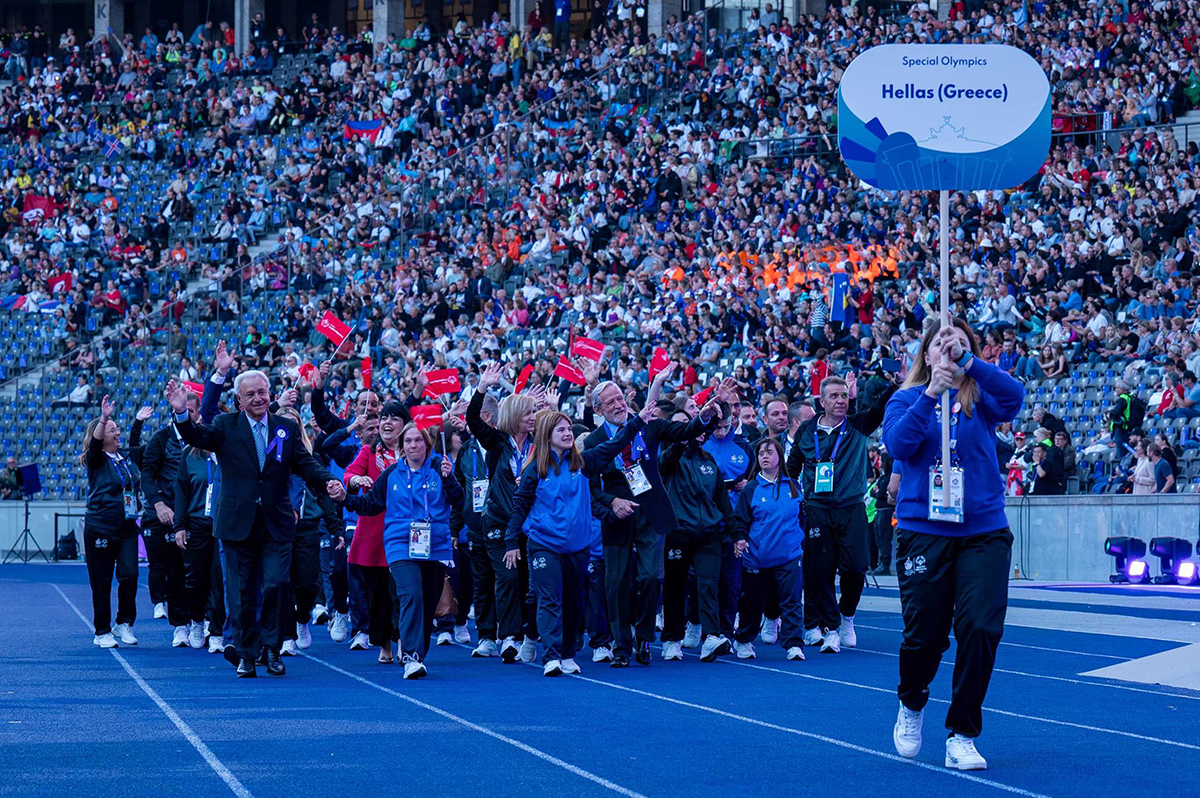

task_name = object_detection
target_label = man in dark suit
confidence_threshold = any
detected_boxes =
[585,379,727,667]
[166,371,344,678]
[464,268,493,312]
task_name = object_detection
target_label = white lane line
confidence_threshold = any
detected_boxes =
[843,645,1200,702]
[299,651,646,798]
[852,624,1132,661]
[449,645,1049,798]
[54,585,253,798]
[677,647,1200,751]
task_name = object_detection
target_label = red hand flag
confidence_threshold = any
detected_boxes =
[298,363,316,382]
[47,272,73,294]
[411,405,445,431]
[182,381,205,399]
[570,335,606,362]
[649,347,670,379]
[553,356,586,386]
[316,311,352,347]
[694,386,714,406]
[422,368,462,398]
[361,357,373,391]
[514,363,535,394]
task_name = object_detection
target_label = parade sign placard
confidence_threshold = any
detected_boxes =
[837,45,1051,191]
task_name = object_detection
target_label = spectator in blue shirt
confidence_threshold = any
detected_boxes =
[1150,444,1177,493]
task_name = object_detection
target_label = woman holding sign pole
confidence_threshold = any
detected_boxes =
[882,318,1024,771]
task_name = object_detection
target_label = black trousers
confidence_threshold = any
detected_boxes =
[603,516,663,656]
[585,556,612,649]
[803,503,869,631]
[469,533,498,641]
[349,563,396,645]
[436,543,474,631]
[485,530,535,640]
[528,544,588,663]
[717,539,741,637]
[222,509,291,660]
[285,527,322,640]
[896,527,1012,738]
[143,520,187,625]
[389,560,445,662]
[319,532,349,613]
[734,557,804,648]
[84,520,139,636]
[875,507,895,571]
[663,536,721,641]
[182,524,225,631]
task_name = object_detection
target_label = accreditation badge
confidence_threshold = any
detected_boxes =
[409,521,432,559]
[123,491,139,520]
[814,462,834,494]
[927,466,965,524]
[471,478,489,513]
[623,463,652,496]
[203,484,213,517]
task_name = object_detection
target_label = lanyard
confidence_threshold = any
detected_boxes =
[604,420,646,466]
[473,443,488,480]
[408,464,431,520]
[510,436,532,479]
[111,453,131,490]
[813,421,846,462]
[205,457,214,485]
[936,404,962,466]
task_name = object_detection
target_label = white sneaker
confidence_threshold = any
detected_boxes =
[280,639,297,656]
[543,659,563,677]
[349,631,370,650]
[468,605,475,620]
[436,631,453,646]
[113,623,137,645]
[562,658,581,674]
[787,646,806,661]
[945,734,987,770]
[656,610,665,631]
[153,603,167,619]
[662,641,684,660]
[187,622,205,649]
[821,628,841,654]
[208,635,224,654]
[760,616,779,645]
[402,657,427,680]
[592,645,613,663]
[296,623,312,649]
[700,635,730,662]
[802,627,823,647]
[733,640,756,659]
[500,636,520,663]
[329,612,349,643]
[838,615,857,648]
[310,604,329,625]
[682,622,702,649]
[472,639,498,658]
[893,703,924,758]
[454,624,471,644]
[93,633,118,648]
[203,620,211,640]
[171,626,188,647]
[518,637,537,663]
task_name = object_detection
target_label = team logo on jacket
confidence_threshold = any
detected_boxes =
[531,557,548,570]
[667,548,683,560]
[700,465,715,476]
[903,556,927,576]
[487,530,502,541]
[808,527,821,539]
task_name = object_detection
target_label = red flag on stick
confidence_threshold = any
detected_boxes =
[694,386,714,406]
[554,356,586,386]
[361,357,373,391]
[570,335,606,362]
[316,311,352,348]
[422,368,462,398]
[298,363,316,382]
[514,363,535,394]
[47,272,73,294]
[411,405,445,430]
[182,381,205,399]
[649,347,670,379]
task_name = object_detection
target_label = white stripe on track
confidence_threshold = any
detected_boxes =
[686,647,1200,751]
[449,644,1049,798]
[299,651,646,798]
[844,644,1200,702]
[851,623,1133,660]
[54,585,253,798]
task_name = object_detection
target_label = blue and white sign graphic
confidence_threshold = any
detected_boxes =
[837,45,1051,191]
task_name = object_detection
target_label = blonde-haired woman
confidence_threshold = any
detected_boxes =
[339,423,462,679]
[80,396,145,648]
[467,362,544,663]
[882,317,1024,771]
[505,407,652,675]
[276,406,344,656]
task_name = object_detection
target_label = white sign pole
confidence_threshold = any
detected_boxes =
[939,189,952,505]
